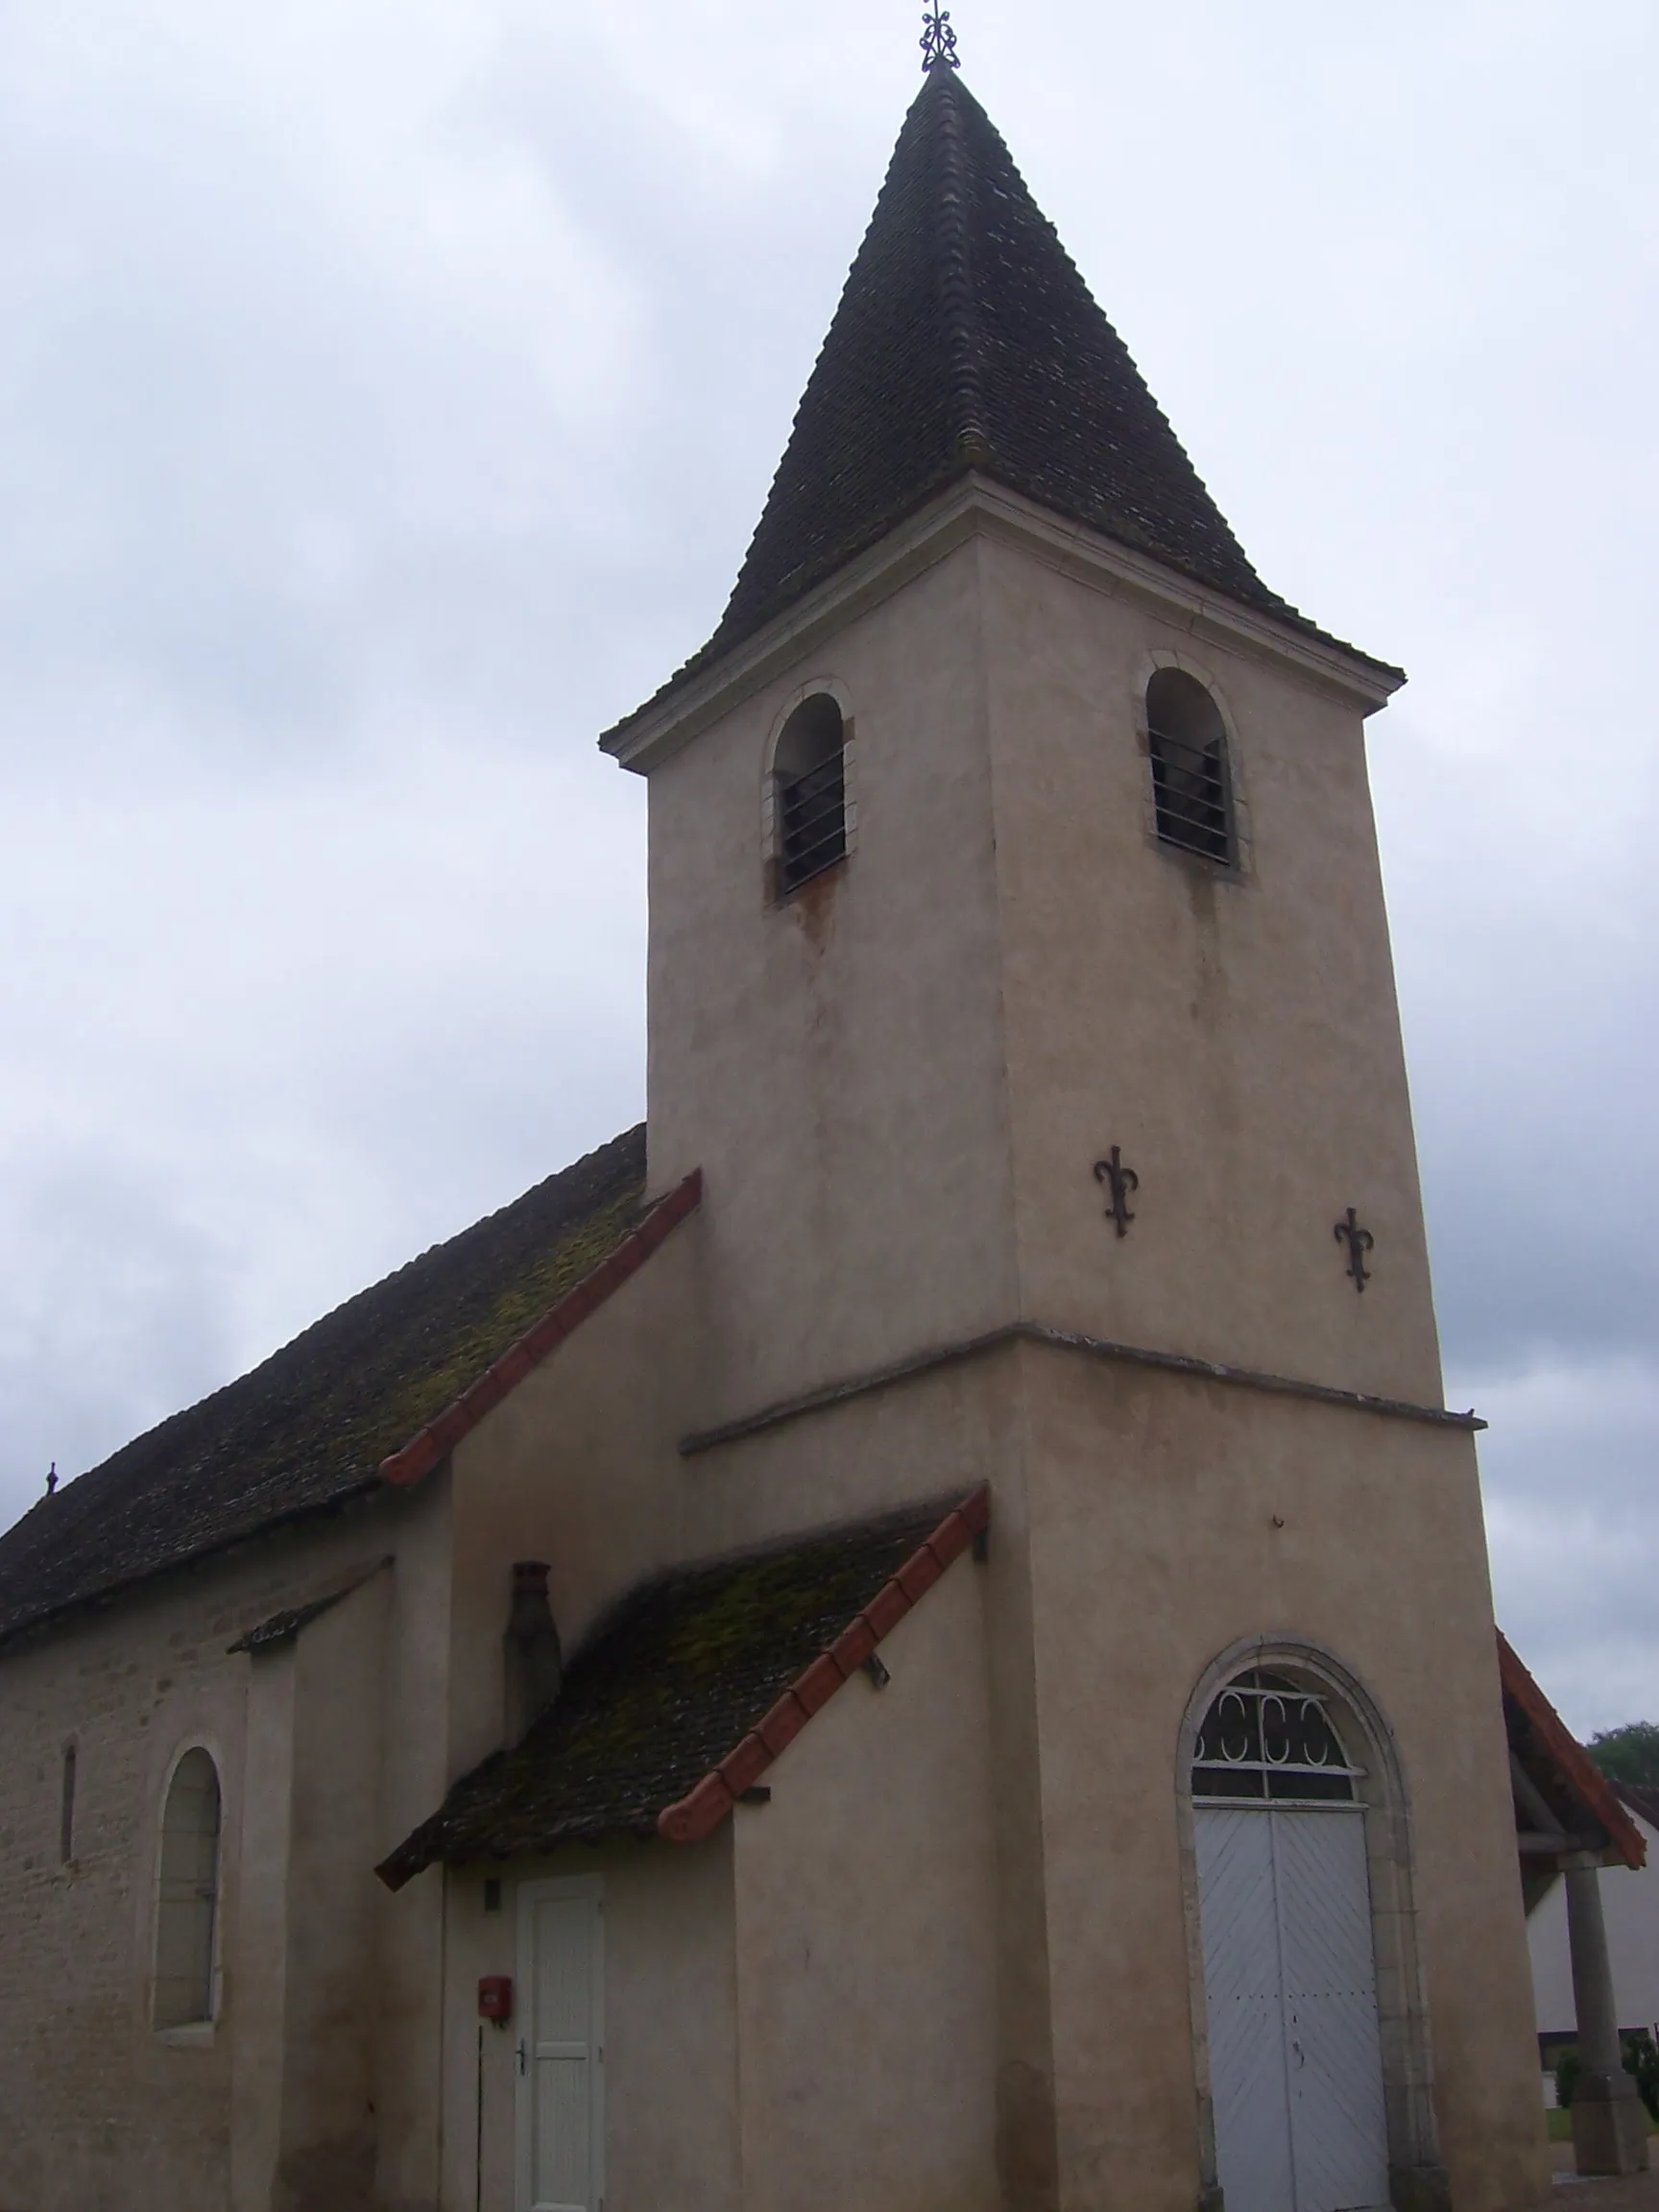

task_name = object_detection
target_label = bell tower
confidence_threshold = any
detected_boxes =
[603,44,1547,2212]
[604,53,1434,1425]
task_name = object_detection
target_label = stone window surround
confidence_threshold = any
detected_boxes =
[149,1737,226,2047]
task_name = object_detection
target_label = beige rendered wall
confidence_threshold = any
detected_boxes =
[1016,1338,1550,2211]
[0,1497,413,2212]
[443,1221,711,1787]
[440,1831,740,2212]
[270,1570,394,2211]
[976,529,1443,1404]
[642,538,1020,1424]
[637,503,1441,1447]
[730,1545,1000,2212]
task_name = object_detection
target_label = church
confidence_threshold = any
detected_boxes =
[0,30,1644,2212]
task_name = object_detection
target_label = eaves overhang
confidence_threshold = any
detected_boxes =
[600,474,1406,779]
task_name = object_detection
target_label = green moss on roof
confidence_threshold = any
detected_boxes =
[380,1496,963,1879]
[0,1125,647,1649]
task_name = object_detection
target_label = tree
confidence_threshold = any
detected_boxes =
[1586,1722,1659,1788]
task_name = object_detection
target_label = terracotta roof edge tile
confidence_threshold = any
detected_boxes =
[656,1482,989,1845]
[378,1169,703,1490]
[1498,1628,1646,1871]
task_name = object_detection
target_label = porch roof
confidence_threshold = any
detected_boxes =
[1501,1630,1646,1874]
[376,1486,988,1889]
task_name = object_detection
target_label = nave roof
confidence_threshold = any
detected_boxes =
[0,1125,650,1651]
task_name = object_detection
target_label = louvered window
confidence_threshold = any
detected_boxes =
[773,694,847,897]
[1147,669,1235,866]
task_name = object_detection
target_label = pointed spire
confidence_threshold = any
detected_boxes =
[709,70,1295,666]
[609,70,1383,741]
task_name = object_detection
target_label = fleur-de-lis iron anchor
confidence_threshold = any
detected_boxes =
[1334,1207,1375,1293]
[921,1,960,71]
[1094,1146,1140,1238]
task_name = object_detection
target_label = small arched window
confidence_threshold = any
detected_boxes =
[772,694,847,898]
[153,1748,222,2030]
[1191,1670,1361,1805]
[1146,669,1236,867]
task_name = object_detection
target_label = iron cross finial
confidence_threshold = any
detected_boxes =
[1334,1207,1376,1293]
[921,2,960,71]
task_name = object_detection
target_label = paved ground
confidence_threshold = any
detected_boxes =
[1541,2143,1659,2206]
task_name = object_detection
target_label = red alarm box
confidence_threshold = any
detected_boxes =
[478,1975,514,2024]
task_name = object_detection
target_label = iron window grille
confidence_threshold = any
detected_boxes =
[1149,720,1234,865]
[1192,1671,1363,1807]
[772,691,849,898]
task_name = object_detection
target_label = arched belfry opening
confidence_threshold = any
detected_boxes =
[1146,668,1236,866]
[770,693,848,899]
[1185,1656,1444,2212]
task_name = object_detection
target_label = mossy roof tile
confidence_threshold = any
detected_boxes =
[377,1494,975,1884]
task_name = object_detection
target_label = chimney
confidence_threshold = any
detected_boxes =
[503,1561,564,1743]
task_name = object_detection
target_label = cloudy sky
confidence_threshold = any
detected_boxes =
[0,0,1653,1734]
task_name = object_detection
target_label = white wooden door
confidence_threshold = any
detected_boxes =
[516,1880,605,2212]
[1196,1807,1390,2212]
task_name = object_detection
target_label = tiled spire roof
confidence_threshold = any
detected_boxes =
[660,66,1338,706]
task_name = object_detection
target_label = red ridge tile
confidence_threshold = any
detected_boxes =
[378,1169,702,1488]
[655,1484,990,1846]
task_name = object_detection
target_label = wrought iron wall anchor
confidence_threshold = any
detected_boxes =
[921,2,960,71]
[1094,1147,1140,1238]
[1334,1208,1375,1293]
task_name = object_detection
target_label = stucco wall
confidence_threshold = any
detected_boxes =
[638,503,1440,1451]
[0,1481,451,2212]
[643,537,1021,1422]
[440,1830,740,2212]
[730,1545,1000,2212]
[977,530,1445,1405]
[444,1219,710,1787]
[1017,1338,1550,2212]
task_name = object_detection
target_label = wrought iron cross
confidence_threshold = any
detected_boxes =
[1334,1207,1375,1293]
[1094,1147,1140,1238]
[921,2,960,71]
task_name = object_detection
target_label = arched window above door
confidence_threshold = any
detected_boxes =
[153,1747,222,2031]
[1191,1668,1361,1805]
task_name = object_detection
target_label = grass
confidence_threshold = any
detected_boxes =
[1546,2107,1659,2142]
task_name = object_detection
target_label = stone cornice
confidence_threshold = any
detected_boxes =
[679,1318,1481,1459]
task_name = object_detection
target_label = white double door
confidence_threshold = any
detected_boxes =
[1195,1805,1391,2212]
[516,1878,606,2212]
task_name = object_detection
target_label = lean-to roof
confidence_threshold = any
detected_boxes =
[377,1486,989,1887]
